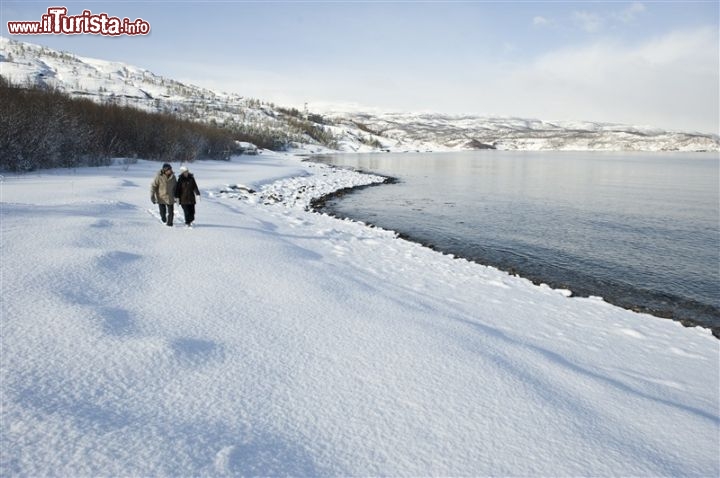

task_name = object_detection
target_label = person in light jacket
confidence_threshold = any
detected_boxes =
[150,163,177,226]
[175,166,200,227]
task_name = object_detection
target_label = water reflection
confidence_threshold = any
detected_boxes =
[313,151,720,331]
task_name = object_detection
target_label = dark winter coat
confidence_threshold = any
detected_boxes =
[150,170,177,205]
[175,173,200,204]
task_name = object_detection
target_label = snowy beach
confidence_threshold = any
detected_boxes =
[1,153,718,476]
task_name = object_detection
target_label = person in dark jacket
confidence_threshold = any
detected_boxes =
[175,166,200,227]
[150,163,177,226]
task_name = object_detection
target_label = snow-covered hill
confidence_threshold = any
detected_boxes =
[0,37,298,145]
[1,36,718,152]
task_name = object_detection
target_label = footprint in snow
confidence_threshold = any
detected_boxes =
[213,436,326,476]
[96,250,142,269]
[99,307,136,337]
[171,338,224,366]
[90,219,113,228]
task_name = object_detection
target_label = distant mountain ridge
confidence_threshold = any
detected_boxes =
[327,111,720,152]
[1,37,718,153]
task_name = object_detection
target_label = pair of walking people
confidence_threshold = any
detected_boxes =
[150,163,200,227]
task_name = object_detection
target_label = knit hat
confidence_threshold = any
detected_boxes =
[162,163,172,171]
[179,166,188,173]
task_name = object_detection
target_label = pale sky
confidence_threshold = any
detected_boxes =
[2,1,718,133]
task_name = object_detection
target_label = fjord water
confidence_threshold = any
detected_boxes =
[314,151,720,329]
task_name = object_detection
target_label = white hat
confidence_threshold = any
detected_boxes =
[179,166,188,173]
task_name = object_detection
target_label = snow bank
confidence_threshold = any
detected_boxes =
[1,154,718,476]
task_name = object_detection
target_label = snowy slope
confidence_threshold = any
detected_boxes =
[1,154,718,476]
[0,36,250,109]
[0,36,292,142]
[2,36,718,153]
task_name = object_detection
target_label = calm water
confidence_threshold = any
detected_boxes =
[313,151,720,330]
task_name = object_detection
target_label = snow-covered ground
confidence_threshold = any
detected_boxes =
[1,153,718,476]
